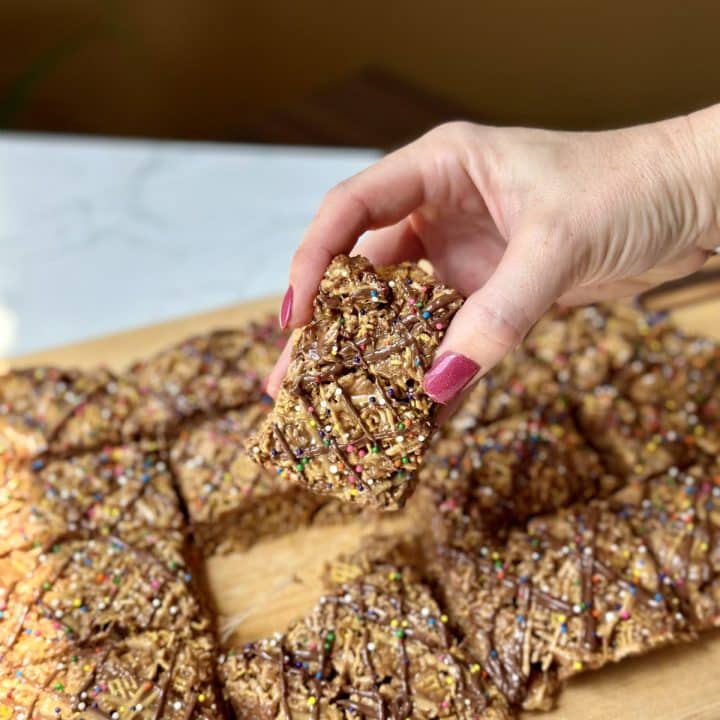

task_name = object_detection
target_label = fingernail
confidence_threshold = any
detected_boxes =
[423,352,480,404]
[279,286,293,329]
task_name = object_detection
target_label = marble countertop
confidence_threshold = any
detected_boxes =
[0,133,380,356]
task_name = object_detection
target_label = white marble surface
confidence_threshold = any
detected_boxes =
[0,133,380,356]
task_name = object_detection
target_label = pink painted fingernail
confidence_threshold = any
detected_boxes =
[279,286,293,329]
[423,352,480,404]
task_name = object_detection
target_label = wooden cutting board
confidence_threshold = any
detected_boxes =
[10,295,720,720]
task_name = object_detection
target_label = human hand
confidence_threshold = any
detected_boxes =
[267,107,720,405]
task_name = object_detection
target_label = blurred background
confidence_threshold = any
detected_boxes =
[1,1,719,358]
[2,0,719,148]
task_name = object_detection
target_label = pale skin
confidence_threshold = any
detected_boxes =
[267,104,720,409]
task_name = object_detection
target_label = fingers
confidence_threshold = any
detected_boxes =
[423,234,569,404]
[351,219,425,267]
[264,332,297,398]
[286,143,427,327]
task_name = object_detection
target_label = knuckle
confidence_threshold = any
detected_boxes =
[522,213,572,249]
[517,215,579,288]
[322,180,372,226]
[431,120,477,143]
[292,244,315,267]
[322,181,349,207]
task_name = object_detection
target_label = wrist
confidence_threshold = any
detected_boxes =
[688,104,720,251]
[664,105,720,251]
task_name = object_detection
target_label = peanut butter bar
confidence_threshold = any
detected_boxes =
[0,632,222,720]
[0,536,225,720]
[0,318,286,460]
[250,256,464,510]
[0,367,138,459]
[578,389,697,479]
[0,442,184,557]
[170,404,359,556]
[427,450,720,708]
[123,319,286,439]
[527,303,720,479]
[577,332,720,480]
[219,540,511,719]
[612,328,720,449]
[417,409,618,550]
[430,508,692,707]
[451,350,563,427]
[610,456,720,629]
[525,303,671,392]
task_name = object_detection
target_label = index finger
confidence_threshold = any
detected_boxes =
[285,143,427,327]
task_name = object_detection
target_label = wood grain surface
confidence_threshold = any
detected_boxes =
[10,293,720,720]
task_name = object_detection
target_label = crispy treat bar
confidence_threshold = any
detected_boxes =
[0,318,285,459]
[577,328,720,480]
[219,540,512,720]
[0,442,184,557]
[612,327,720,452]
[525,303,671,392]
[250,255,464,510]
[578,389,698,480]
[170,404,359,556]
[417,409,618,550]
[525,302,720,480]
[123,319,286,439]
[424,467,720,709]
[0,367,138,459]
[453,350,563,427]
[0,535,225,719]
[610,456,720,629]
[617,325,720,396]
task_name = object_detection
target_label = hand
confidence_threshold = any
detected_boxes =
[267,107,720,405]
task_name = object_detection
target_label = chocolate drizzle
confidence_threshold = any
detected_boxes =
[580,506,599,651]
[0,478,221,720]
[223,555,504,719]
[4,295,720,719]
[251,256,464,509]
[431,481,711,710]
[609,464,720,626]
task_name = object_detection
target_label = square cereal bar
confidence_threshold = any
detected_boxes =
[0,535,225,719]
[426,500,694,709]
[525,303,670,392]
[220,540,511,719]
[0,366,136,459]
[0,442,183,557]
[170,403,360,555]
[122,318,286,438]
[610,455,720,630]
[578,388,696,480]
[250,255,464,510]
[418,409,617,549]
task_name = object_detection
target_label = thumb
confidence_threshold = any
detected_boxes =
[423,235,569,404]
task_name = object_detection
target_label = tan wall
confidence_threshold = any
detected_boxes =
[1,1,718,139]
